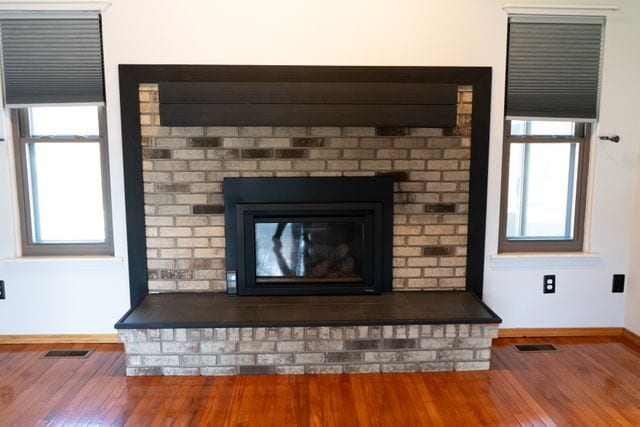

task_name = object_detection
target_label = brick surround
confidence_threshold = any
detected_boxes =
[140,84,473,293]
[118,323,497,376]
[120,83,499,376]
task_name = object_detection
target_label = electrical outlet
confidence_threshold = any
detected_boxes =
[612,274,625,293]
[0,280,5,299]
[543,275,556,294]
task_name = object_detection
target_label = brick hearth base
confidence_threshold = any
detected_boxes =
[118,323,498,376]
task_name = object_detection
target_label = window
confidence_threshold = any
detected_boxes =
[0,14,111,256]
[499,120,590,252]
[12,106,113,256]
[499,14,604,252]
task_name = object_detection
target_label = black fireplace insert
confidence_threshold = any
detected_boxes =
[223,177,393,295]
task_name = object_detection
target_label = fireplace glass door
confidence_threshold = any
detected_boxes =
[255,220,365,285]
[236,203,382,295]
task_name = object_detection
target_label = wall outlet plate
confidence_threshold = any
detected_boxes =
[612,274,625,293]
[543,275,556,294]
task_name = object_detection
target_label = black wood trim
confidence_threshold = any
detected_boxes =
[466,70,492,298]
[159,81,457,104]
[160,103,457,127]
[118,65,492,307]
[119,65,148,307]
[159,77,457,127]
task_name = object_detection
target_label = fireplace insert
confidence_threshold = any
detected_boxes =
[223,177,393,295]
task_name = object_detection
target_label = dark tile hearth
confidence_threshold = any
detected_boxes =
[115,291,501,329]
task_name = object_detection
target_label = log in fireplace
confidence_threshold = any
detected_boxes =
[223,176,393,295]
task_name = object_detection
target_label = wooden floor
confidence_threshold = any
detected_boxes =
[1,337,639,426]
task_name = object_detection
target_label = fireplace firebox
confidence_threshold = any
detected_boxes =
[223,177,393,295]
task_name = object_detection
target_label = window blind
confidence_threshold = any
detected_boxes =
[0,15,104,106]
[506,15,605,121]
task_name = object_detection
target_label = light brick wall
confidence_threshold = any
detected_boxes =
[140,84,473,292]
[118,323,497,376]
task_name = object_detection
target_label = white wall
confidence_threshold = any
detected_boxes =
[485,1,640,327]
[0,0,131,332]
[626,152,640,335]
[0,76,130,333]
[1,0,639,333]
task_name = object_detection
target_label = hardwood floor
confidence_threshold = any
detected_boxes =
[1,336,639,426]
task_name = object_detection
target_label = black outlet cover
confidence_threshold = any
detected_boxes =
[612,274,625,293]
[543,275,556,294]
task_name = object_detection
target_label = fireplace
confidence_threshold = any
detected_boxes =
[116,66,501,377]
[223,176,393,295]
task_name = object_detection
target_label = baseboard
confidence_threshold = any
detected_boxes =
[498,327,624,338]
[0,334,119,344]
[622,328,640,348]
[1,330,637,345]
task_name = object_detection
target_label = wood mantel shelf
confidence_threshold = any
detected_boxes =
[115,291,501,329]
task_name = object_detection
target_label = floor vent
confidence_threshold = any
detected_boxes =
[42,349,93,359]
[513,343,559,353]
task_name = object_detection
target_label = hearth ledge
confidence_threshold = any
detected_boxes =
[115,291,501,375]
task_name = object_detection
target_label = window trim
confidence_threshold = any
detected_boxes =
[498,119,591,253]
[12,106,114,256]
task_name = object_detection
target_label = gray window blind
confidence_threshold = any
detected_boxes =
[506,15,604,121]
[0,15,104,106]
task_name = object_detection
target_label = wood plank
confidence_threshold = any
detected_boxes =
[622,327,640,349]
[498,327,623,338]
[159,82,457,105]
[0,334,119,344]
[492,338,583,424]
[1,337,639,424]
[159,103,457,127]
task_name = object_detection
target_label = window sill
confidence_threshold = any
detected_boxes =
[489,252,601,269]
[2,256,123,272]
